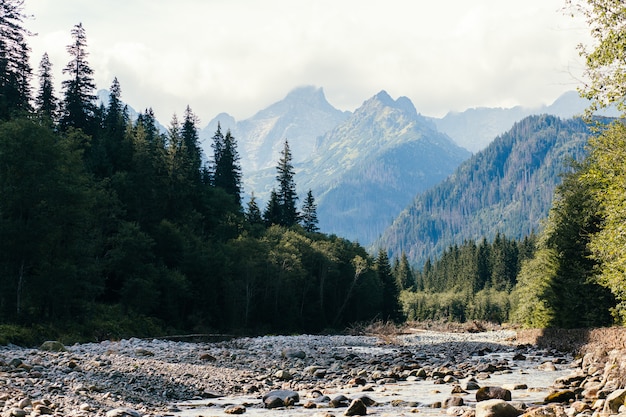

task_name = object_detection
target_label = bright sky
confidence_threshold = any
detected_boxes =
[23,0,590,125]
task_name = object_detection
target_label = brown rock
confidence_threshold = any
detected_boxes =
[476,386,512,402]
[344,399,367,416]
[475,399,520,417]
[544,390,575,404]
[225,404,246,414]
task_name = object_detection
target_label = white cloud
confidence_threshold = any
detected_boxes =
[24,0,590,124]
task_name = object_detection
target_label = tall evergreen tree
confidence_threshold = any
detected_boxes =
[0,0,33,119]
[181,105,202,179]
[60,23,96,133]
[275,140,299,226]
[394,252,414,290]
[301,189,319,233]
[212,123,242,208]
[245,192,263,226]
[35,53,57,122]
[375,249,402,322]
[263,189,282,226]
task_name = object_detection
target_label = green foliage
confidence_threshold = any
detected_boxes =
[581,121,626,323]
[400,234,533,323]
[570,0,626,114]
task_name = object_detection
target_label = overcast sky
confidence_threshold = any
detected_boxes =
[24,0,590,125]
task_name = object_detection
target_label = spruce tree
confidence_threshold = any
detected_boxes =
[301,189,319,232]
[212,123,243,208]
[35,53,57,122]
[0,0,33,119]
[376,249,402,322]
[263,189,282,226]
[245,192,263,225]
[181,105,202,179]
[60,23,97,133]
[276,140,299,226]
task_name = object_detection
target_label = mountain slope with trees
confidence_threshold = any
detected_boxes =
[377,115,591,267]
[298,91,471,244]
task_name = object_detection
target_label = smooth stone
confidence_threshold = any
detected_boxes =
[281,348,306,359]
[262,389,299,404]
[476,399,521,417]
[604,388,626,413]
[344,398,367,416]
[544,390,576,403]
[477,386,512,402]
[263,396,284,409]
[39,341,67,352]
[105,408,141,417]
[225,404,246,414]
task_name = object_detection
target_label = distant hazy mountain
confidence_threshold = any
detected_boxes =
[293,91,470,244]
[375,115,591,266]
[199,86,350,172]
[433,91,618,153]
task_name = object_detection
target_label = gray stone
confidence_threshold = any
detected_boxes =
[105,408,141,417]
[281,348,306,359]
[39,341,67,352]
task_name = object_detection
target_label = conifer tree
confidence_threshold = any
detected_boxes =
[263,189,282,226]
[376,249,402,322]
[181,105,202,179]
[35,53,57,122]
[245,192,263,226]
[301,189,319,233]
[212,123,243,208]
[394,252,414,290]
[0,0,33,119]
[60,23,97,133]
[275,140,299,226]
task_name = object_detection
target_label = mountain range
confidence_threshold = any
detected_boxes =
[110,85,605,250]
[197,87,603,246]
[432,91,619,152]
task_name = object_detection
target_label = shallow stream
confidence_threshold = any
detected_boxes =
[170,332,573,417]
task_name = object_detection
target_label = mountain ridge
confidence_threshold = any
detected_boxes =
[375,114,592,266]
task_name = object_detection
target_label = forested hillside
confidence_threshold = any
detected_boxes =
[377,115,591,267]
[0,4,394,340]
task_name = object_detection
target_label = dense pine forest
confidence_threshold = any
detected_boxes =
[2,0,626,343]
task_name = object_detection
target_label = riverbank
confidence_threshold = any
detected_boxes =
[1,328,624,417]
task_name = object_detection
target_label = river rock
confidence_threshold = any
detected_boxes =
[281,348,306,359]
[444,396,465,408]
[603,388,626,414]
[39,341,66,352]
[476,386,512,402]
[263,396,284,409]
[475,399,521,417]
[520,404,566,417]
[225,404,246,414]
[344,398,367,416]
[262,389,299,405]
[105,408,141,417]
[544,390,576,403]
[274,369,292,380]
[538,362,557,372]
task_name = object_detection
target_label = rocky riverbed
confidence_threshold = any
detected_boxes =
[1,329,625,417]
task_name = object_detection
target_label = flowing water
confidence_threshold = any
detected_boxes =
[170,333,572,417]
